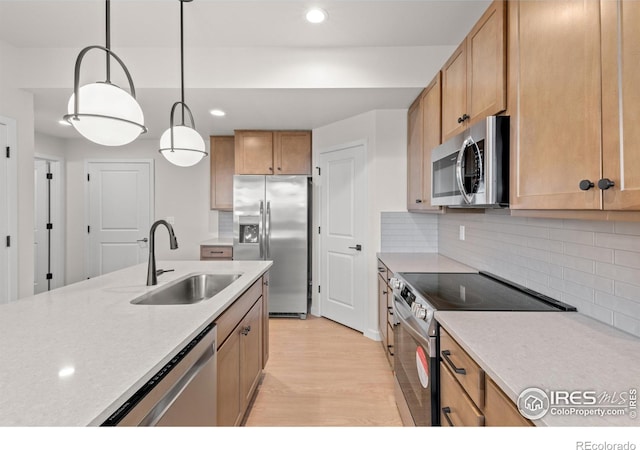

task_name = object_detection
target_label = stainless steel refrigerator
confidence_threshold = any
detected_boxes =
[233,175,309,318]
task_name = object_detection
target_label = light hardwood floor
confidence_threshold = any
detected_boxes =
[244,315,403,426]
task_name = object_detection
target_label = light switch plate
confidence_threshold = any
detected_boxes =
[459,225,465,241]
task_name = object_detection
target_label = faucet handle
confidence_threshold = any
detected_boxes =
[156,269,175,276]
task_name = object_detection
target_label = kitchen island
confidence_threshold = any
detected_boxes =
[0,260,271,426]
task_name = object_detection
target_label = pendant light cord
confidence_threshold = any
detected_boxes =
[180,0,185,125]
[105,0,111,83]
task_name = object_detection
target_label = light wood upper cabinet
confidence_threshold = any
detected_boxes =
[442,0,506,142]
[274,131,311,175]
[235,130,274,175]
[407,73,442,212]
[509,0,603,210]
[600,0,640,210]
[235,130,311,175]
[210,136,234,211]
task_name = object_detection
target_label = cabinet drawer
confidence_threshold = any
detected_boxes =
[200,245,233,260]
[215,277,262,347]
[440,362,484,426]
[377,259,388,281]
[440,328,485,408]
[484,378,532,427]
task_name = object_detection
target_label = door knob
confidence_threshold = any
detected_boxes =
[598,178,615,190]
[348,244,362,251]
[137,238,149,243]
[579,180,594,191]
[415,199,423,204]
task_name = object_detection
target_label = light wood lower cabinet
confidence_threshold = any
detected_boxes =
[439,327,532,427]
[216,276,267,426]
[377,259,394,368]
[200,245,233,261]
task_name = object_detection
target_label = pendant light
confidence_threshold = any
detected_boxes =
[63,0,146,146]
[159,0,207,167]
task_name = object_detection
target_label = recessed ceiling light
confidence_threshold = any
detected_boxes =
[58,119,72,127]
[306,8,327,24]
[210,109,226,117]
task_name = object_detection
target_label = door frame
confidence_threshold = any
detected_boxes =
[34,153,66,290]
[84,159,155,280]
[0,116,18,303]
[313,139,369,330]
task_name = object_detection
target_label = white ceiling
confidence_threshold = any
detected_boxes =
[0,0,491,140]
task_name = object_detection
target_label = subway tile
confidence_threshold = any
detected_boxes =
[563,242,614,263]
[550,253,595,274]
[549,277,595,301]
[613,313,640,337]
[561,293,614,325]
[549,228,594,245]
[563,219,615,233]
[595,291,640,318]
[614,281,640,303]
[613,250,640,269]
[563,268,614,293]
[614,222,640,236]
[527,236,563,253]
[595,233,640,252]
[595,262,640,287]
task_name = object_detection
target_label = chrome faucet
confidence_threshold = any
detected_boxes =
[146,219,179,286]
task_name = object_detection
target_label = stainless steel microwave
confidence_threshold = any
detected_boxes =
[431,115,509,208]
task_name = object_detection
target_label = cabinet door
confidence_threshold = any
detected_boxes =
[601,0,640,210]
[235,131,274,175]
[210,136,235,210]
[274,131,311,175]
[240,298,263,411]
[467,0,506,124]
[407,94,425,210]
[509,0,602,210]
[420,73,443,212]
[440,362,484,426]
[217,324,242,426]
[441,41,468,142]
[262,273,269,368]
[484,378,532,426]
[378,274,388,347]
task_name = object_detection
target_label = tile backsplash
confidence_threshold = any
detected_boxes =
[218,211,233,237]
[381,212,438,253]
[438,212,640,337]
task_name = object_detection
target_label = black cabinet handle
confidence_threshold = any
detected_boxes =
[579,180,594,191]
[241,325,252,336]
[442,407,454,426]
[277,167,281,171]
[387,306,394,316]
[442,350,466,375]
[415,199,423,204]
[598,178,615,190]
[378,267,385,272]
[387,345,394,356]
[457,114,470,124]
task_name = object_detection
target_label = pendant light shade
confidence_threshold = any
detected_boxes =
[159,0,207,167]
[63,1,146,146]
[67,82,144,146]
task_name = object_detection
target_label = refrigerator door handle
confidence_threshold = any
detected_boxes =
[259,200,265,259]
[266,201,271,259]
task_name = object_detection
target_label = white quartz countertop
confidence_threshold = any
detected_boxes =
[0,260,271,426]
[435,311,640,427]
[200,237,233,246]
[376,253,477,274]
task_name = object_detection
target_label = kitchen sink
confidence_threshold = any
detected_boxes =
[131,273,242,305]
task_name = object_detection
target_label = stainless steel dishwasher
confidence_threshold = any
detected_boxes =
[102,323,217,426]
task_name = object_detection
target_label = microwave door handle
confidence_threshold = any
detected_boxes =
[456,138,475,204]
[259,200,265,259]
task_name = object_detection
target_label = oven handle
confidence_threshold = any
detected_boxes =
[455,136,482,205]
[393,296,432,352]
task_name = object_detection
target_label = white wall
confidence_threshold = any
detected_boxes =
[62,137,213,285]
[312,109,407,340]
[0,39,35,299]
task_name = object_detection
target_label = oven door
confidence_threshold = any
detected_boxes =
[393,296,438,426]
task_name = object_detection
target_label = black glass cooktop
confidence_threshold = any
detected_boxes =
[399,272,576,312]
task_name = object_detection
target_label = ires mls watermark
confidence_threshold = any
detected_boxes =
[517,387,638,420]
[576,443,636,450]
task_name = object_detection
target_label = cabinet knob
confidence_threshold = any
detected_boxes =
[579,180,594,191]
[277,167,281,171]
[598,178,615,190]
[241,325,252,336]
[269,167,273,172]
[457,114,470,124]
[415,199,423,204]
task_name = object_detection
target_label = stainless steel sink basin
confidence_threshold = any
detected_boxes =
[131,273,242,305]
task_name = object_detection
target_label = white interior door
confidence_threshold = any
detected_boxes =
[34,160,49,294]
[0,119,17,304]
[319,143,367,332]
[87,161,153,278]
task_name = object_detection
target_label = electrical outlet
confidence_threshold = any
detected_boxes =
[459,225,465,241]
[166,216,175,225]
